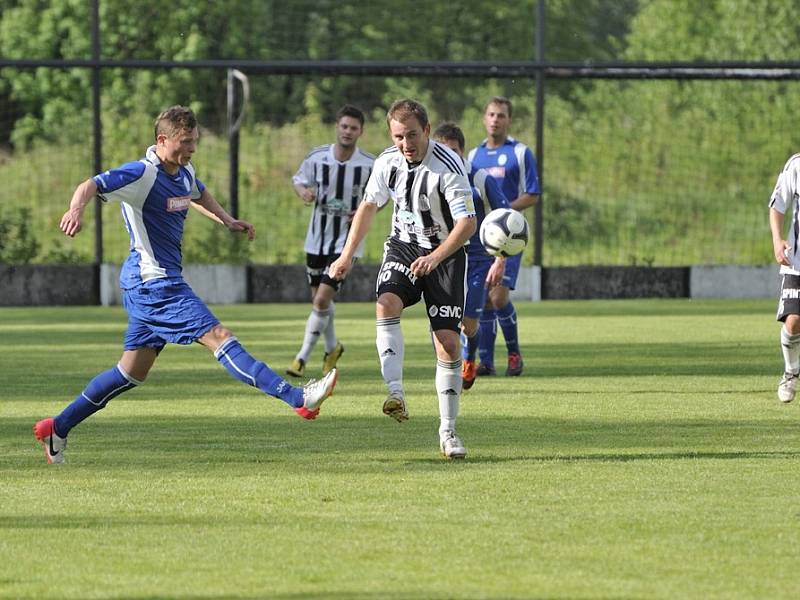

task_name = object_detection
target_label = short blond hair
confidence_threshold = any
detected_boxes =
[154,106,197,141]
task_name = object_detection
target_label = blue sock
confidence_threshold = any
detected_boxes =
[54,365,139,436]
[462,330,480,361]
[497,302,520,355]
[214,337,303,408]
[478,309,497,367]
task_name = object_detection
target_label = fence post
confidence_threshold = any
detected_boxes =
[227,69,240,219]
[226,69,249,220]
[534,0,545,267]
[91,0,103,269]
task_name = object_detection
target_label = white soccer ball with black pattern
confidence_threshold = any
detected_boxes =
[479,208,529,257]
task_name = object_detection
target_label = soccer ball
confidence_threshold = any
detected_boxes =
[479,208,529,257]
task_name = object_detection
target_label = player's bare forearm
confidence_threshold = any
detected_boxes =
[191,200,225,225]
[511,193,538,211]
[412,216,476,277]
[342,201,377,259]
[60,178,98,237]
[293,183,315,206]
[436,216,476,260]
[195,189,232,226]
[195,189,255,240]
[329,201,377,279]
[770,208,791,265]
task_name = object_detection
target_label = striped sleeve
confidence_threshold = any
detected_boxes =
[770,154,800,213]
[93,161,155,207]
[516,143,541,195]
[442,170,475,219]
[363,152,392,208]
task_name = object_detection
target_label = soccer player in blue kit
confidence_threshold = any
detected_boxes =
[467,97,540,377]
[432,123,510,390]
[33,106,337,464]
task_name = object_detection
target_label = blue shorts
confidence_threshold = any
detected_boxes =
[122,278,220,350]
[501,253,521,290]
[464,255,494,319]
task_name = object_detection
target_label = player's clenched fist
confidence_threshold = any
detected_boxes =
[328,256,351,280]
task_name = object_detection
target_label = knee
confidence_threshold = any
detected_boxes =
[441,338,460,358]
[376,294,403,319]
[786,315,800,335]
[207,325,235,347]
[312,296,332,312]
[434,331,460,359]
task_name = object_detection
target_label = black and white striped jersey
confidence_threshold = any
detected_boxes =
[770,153,800,275]
[363,140,475,250]
[293,144,375,256]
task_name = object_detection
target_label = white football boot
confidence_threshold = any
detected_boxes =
[295,368,338,420]
[778,372,798,403]
[33,418,67,464]
[440,430,467,460]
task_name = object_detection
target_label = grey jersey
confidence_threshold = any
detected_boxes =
[363,140,475,250]
[770,153,800,275]
[293,144,375,256]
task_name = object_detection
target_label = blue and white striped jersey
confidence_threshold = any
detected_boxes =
[293,144,375,256]
[364,140,475,250]
[467,136,540,203]
[93,146,205,289]
[468,166,511,256]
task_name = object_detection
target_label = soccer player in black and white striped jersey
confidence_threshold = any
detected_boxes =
[770,153,800,402]
[329,99,477,459]
[286,105,375,379]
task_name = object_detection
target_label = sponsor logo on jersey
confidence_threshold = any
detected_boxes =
[485,166,506,179]
[322,198,352,217]
[428,304,462,319]
[498,154,508,166]
[167,196,191,212]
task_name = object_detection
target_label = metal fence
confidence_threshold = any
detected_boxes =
[3,0,800,268]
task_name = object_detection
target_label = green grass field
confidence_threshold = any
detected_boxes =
[2,299,799,599]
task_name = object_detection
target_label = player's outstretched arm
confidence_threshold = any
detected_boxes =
[770,207,791,266]
[410,216,477,278]
[329,201,378,280]
[60,178,98,238]
[194,189,255,241]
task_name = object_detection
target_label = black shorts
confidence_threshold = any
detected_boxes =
[777,273,800,321]
[306,253,352,291]
[376,237,466,332]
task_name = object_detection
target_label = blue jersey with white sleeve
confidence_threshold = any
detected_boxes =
[93,146,205,289]
[468,167,511,257]
[467,136,540,203]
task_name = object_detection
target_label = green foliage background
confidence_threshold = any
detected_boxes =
[1,0,798,266]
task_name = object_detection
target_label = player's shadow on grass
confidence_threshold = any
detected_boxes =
[278,340,774,379]
[9,414,800,469]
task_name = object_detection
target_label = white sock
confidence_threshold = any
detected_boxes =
[297,307,332,362]
[436,358,462,437]
[324,301,337,353]
[376,317,404,396]
[781,326,800,374]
